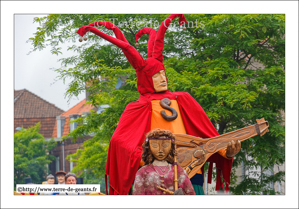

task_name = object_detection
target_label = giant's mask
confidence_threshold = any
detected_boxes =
[142,129,176,165]
[149,138,172,161]
[152,70,168,92]
[56,174,65,184]
[77,14,187,95]
[47,179,55,184]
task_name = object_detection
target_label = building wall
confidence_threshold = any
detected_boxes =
[14,117,57,139]
[274,163,285,195]
[233,157,285,195]
[234,163,244,187]
[48,137,89,174]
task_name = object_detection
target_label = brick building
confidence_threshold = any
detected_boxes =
[48,99,97,174]
[14,89,64,139]
[14,89,102,176]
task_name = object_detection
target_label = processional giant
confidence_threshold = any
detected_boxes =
[77,14,269,195]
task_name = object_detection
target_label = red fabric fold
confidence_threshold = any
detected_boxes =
[135,28,157,58]
[77,25,145,70]
[88,21,145,71]
[152,14,187,62]
[105,97,152,195]
[216,168,222,191]
[88,21,129,44]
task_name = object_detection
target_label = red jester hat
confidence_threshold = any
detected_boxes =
[77,14,187,95]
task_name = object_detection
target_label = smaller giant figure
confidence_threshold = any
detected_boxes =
[55,170,66,185]
[133,129,195,195]
[46,174,55,184]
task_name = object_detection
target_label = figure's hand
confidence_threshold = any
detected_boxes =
[226,139,241,158]
[173,188,185,195]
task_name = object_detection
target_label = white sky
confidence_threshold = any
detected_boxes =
[14,15,85,111]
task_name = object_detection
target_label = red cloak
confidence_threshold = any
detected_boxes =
[105,91,233,195]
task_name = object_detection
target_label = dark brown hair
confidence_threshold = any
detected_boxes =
[141,129,175,165]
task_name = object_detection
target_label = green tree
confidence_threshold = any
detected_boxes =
[29,14,285,194]
[14,123,56,187]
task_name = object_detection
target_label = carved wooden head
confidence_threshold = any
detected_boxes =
[152,70,168,92]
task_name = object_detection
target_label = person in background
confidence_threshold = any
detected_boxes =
[64,173,87,195]
[55,170,67,184]
[39,174,55,195]
[46,174,55,184]
[65,173,77,184]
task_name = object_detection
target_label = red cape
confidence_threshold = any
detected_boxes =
[105,91,233,195]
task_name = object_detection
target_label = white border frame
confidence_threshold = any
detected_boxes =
[1,1,298,208]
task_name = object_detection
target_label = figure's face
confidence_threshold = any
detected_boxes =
[152,70,168,92]
[66,176,77,184]
[47,179,55,184]
[149,139,172,161]
[56,174,65,184]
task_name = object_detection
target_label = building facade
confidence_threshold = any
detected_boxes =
[48,99,97,174]
[14,89,64,139]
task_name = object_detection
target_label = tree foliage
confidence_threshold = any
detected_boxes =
[30,14,285,194]
[14,123,56,187]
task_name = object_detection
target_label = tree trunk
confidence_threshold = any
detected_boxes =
[218,121,227,134]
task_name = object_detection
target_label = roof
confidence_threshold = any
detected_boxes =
[14,89,24,101]
[52,99,97,138]
[14,89,64,118]
[60,99,95,117]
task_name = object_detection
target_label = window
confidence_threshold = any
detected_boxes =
[81,112,92,125]
[115,77,123,89]
[16,127,22,131]
[70,120,77,131]
[97,104,110,114]
[70,157,73,171]
[81,114,88,125]
[69,114,79,131]
[56,116,66,138]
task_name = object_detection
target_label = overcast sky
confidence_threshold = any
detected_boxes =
[14,15,85,111]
